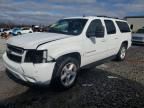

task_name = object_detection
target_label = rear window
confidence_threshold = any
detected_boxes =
[116,21,130,33]
[104,20,116,34]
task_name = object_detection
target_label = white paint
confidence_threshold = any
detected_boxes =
[3,16,132,85]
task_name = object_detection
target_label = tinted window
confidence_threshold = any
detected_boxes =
[104,20,116,34]
[116,21,130,33]
[86,19,104,37]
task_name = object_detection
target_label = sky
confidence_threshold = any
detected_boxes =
[0,0,144,25]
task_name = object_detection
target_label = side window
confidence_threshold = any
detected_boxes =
[104,20,116,34]
[116,21,130,33]
[86,19,104,38]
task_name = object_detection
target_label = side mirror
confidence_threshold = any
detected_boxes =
[130,24,133,30]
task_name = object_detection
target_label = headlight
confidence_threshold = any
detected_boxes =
[25,50,47,63]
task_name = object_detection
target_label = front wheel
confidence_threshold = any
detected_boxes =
[116,44,127,61]
[51,57,80,90]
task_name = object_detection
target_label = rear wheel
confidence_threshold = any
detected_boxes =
[51,57,79,90]
[116,44,127,61]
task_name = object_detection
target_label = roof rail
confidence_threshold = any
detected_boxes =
[82,15,121,20]
[97,15,107,17]
[97,15,119,19]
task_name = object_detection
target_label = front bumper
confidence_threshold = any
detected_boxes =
[3,53,56,85]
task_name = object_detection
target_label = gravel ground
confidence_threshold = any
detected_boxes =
[0,39,144,108]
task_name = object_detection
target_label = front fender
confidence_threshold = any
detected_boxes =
[49,48,82,60]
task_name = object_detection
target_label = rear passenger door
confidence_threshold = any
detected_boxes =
[104,20,119,56]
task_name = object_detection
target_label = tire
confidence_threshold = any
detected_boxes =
[51,56,80,90]
[116,44,127,61]
[17,32,21,35]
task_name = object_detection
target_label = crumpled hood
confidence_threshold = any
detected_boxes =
[7,32,70,49]
[132,33,144,37]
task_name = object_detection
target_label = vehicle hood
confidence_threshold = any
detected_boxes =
[132,33,144,37]
[7,32,71,49]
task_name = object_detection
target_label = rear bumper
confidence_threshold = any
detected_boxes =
[3,53,56,85]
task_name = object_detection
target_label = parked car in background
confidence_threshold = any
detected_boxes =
[12,27,33,36]
[21,27,33,34]
[132,28,144,44]
[1,28,12,37]
[0,28,12,39]
[12,28,22,36]
[32,25,43,32]
[0,28,4,36]
[3,28,13,35]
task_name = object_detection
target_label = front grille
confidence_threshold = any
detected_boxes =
[7,44,24,54]
[7,52,22,63]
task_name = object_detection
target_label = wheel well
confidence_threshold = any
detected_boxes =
[18,32,21,34]
[56,52,81,65]
[122,41,128,49]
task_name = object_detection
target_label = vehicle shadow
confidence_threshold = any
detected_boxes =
[1,68,144,108]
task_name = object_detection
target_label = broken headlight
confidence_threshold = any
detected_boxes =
[25,50,47,63]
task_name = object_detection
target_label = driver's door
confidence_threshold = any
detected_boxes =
[83,19,108,65]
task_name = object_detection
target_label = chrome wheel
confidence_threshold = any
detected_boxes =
[120,47,126,59]
[60,63,77,87]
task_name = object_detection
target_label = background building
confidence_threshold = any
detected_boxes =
[124,16,144,32]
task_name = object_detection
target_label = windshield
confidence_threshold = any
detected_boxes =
[48,19,88,35]
[136,29,144,34]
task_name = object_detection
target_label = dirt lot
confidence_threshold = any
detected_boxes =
[0,39,144,108]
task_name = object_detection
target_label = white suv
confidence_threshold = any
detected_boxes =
[3,16,131,89]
